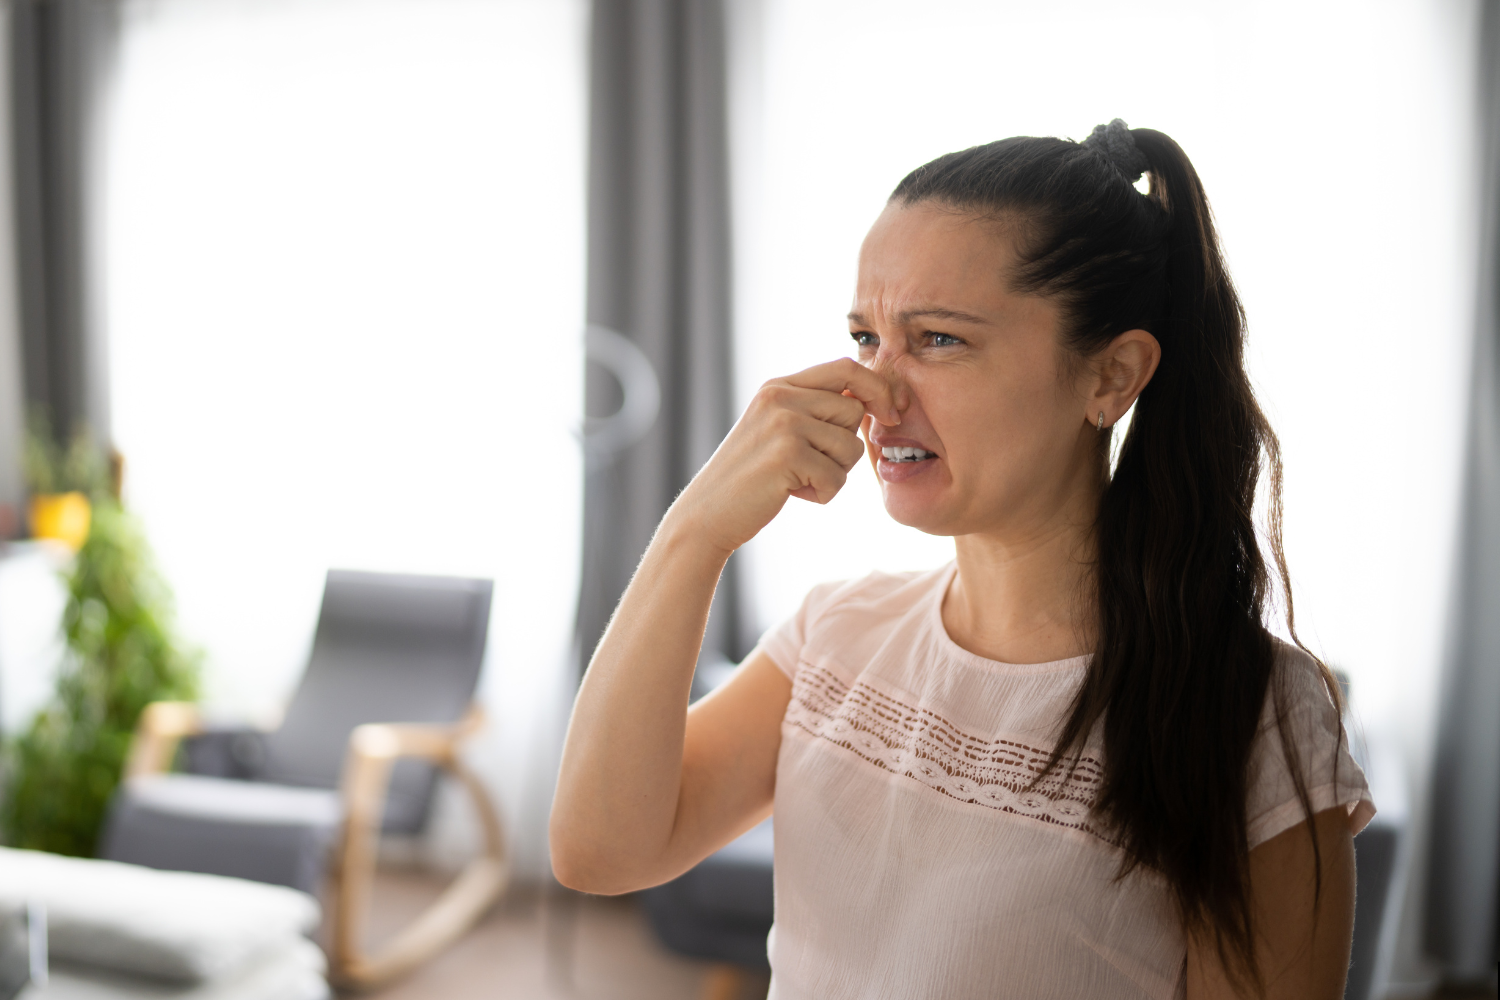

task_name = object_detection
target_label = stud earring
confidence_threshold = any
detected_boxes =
[1097,411,1106,431]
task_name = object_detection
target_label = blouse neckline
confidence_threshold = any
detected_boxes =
[927,561,1094,675]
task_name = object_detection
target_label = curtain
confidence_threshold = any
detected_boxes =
[577,0,743,677]
[9,0,117,447]
[1423,0,1500,979]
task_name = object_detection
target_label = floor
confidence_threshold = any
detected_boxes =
[333,868,1500,1000]
[331,868,771,1000]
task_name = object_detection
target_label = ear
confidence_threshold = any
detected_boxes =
[1085,329,1161,428]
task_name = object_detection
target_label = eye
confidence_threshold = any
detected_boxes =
[930,332,962,347]
[851,331,878,348]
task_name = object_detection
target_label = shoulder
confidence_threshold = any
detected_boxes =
[1265,637,1342,732]
[1246,637,1373,848]
[754,564,949,679]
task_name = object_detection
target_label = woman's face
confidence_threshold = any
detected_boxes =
[851,200,1100,538]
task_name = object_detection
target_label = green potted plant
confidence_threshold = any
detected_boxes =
[2,421,199,856]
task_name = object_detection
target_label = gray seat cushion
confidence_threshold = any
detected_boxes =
[100,776,340,897]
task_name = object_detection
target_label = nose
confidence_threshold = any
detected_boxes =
[867,347,914,422]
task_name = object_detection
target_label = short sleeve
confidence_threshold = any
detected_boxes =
[748,580,850,680]
[1245,642,1376,850]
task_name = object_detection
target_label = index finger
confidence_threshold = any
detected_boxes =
[784,357,900,426]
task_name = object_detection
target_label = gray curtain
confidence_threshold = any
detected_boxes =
[1423,0,1500,980]
[9,0,117,446]
[577,0,744,676]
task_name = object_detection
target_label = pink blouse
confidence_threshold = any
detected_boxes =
[756,563,1374,1000]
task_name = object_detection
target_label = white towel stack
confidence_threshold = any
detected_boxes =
[0,848,328,1000]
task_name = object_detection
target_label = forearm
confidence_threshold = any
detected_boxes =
[550,509,729,892]
[549,357,889,893]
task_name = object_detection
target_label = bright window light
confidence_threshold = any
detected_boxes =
[731,0,1477,751]
[104,0,587,874]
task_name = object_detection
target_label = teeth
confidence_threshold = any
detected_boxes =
[881,446,935,462]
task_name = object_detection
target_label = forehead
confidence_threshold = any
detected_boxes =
[854,201,1019,316]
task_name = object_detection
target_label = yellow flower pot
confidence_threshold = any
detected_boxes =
[30,492,92,552]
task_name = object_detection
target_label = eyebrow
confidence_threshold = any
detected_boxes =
[847,306,991,327]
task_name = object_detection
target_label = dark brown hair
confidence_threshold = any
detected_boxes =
[891,128,1337,985]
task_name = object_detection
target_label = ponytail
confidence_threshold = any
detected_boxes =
[892,125,1337,986]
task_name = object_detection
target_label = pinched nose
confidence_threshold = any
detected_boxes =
[865,354,915,422]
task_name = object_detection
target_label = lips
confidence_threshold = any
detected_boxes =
[871,434,939,484]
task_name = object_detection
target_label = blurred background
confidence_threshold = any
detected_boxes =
[0,0,1494,998]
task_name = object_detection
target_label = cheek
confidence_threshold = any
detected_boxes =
[912,369,1025,454]
[915,367,1072,478]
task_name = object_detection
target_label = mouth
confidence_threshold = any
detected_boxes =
[880,446,937,463]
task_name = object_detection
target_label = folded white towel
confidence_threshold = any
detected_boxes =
[0,849,319,985]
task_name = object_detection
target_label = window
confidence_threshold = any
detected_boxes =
[105,0,587,873]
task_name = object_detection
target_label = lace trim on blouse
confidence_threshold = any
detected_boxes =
[785,661,1117,843]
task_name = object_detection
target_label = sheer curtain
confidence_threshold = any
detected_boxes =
[729,0,1478,989]
[102,0,587,877]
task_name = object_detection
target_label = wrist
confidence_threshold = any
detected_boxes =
[654,506,738,566]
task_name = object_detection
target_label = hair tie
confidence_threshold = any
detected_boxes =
[1082,119,1148,182]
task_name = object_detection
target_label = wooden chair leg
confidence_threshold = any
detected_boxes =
[329,710,508,990]
[701,963,747,1000]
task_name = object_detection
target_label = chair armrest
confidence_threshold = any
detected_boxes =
[340,707,487,825]
[331,705,507,988]
[125,702,203,779]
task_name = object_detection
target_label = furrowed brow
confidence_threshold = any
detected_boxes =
[846,306,990,326]
[897,306,989,325]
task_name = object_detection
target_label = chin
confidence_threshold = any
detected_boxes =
[879,487,960,537]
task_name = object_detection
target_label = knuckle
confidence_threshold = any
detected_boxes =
[773,436,802,464]
[770,384,803,409]
[770,408,800,433]
[754,382,789,407]
[816,472,848,501]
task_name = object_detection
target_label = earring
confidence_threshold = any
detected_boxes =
[1097,411,1106,431]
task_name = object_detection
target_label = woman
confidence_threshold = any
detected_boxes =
[550,120,1374,999]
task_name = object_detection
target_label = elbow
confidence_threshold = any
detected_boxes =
[550,852,636,897]
[548,817,635,896]
[547,835,595,893]
[547,813,588,890]
[548,853,589,893]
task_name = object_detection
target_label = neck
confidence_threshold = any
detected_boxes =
[944,456,1102,665]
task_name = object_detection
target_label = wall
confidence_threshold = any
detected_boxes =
[729,1,1481,990]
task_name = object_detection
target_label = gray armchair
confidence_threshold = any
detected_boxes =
[100,570,506,989]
